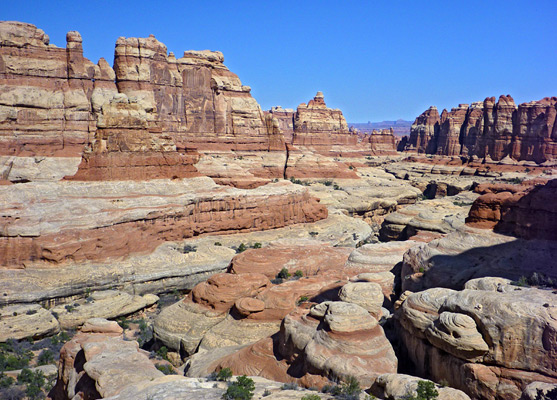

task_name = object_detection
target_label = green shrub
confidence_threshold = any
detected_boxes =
[155,364,176,375]
[117,317,130,330]
[280,382,298,390]
[155,346,168,361]
[294,270,304,278]
[0,341,32,372]
[321,376,361,399]
[511,276,529,287]
[252,243,262,249]
[223,375,255,400]
[216,367,233,382]
[323,180,333,186]
[236,243,247,253]
[37,350,54,366]
[340,376,361,399]
[505,177,524,184]
[135,319,153,347]
[181,245,197,254]
[301,395,321,400]
[297,296,309,305]
[215,242,222,246]
[309,231,319,237]
[276,268,291,280]
[403,380,439,400]
[0,372,14,388]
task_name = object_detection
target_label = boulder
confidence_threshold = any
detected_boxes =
[395,285,557,399]
[0,304,59,341]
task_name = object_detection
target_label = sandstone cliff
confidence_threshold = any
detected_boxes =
[0,21,286,182]
[405,96,557,163]
[368,128,397,155]
[466,178,557,240]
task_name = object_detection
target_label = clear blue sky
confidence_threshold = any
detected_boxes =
[4,1,557,122]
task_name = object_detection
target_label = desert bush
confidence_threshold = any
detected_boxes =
[222,375,255,400]
[0,372,14,388]
[37,350,54,366]
[155,346,168,361]
[280,382,298,390]
[294,270,304,278]
[301,395,321,400]
[0,340,32,372]
[135,319,153,347]
[155,364,176,375]
[402,380,438,400]
[0,386,25,400]
[276,268,291,280]
[216,367,233,382]
[321,376,361,399]
[17,368,46,400]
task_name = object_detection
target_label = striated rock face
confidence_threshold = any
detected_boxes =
[51,290,158,329]
[277,302,397,387]
[0,178,327,268]
[407,95,557,163]
[400,226,557,292]
[466,178,557,240]
[436,104,468,156]
[368,128,397,155]
[405,106,440,153]
[395,282,557,400]
[293,92,348,137]
[228,240,352,279]
[0,22,95,159]
[285,92,361,178]
[0,21,286,183]
[0,303,59,342]
[379,191,478,241]
[154,241,353,355]
[265,106,295,141]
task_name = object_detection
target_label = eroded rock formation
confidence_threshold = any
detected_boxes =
[0,178,326,268]
[0,21,287,183]
[405,96,557,164]
[368,128,398,155]
[466,178,557,240]
[395,280,557,399]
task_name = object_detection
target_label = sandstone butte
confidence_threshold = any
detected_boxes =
[403,96,557,164]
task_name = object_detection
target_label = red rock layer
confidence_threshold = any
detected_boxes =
[0,22,98,157]
[0,22,287,181]
[405,106,440,154]
[368,128,397,155]
[265,106,295,142]
[465,178,557,240]
[291,92,354,149]
[0,185,327,268]
[405,95,557,163]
